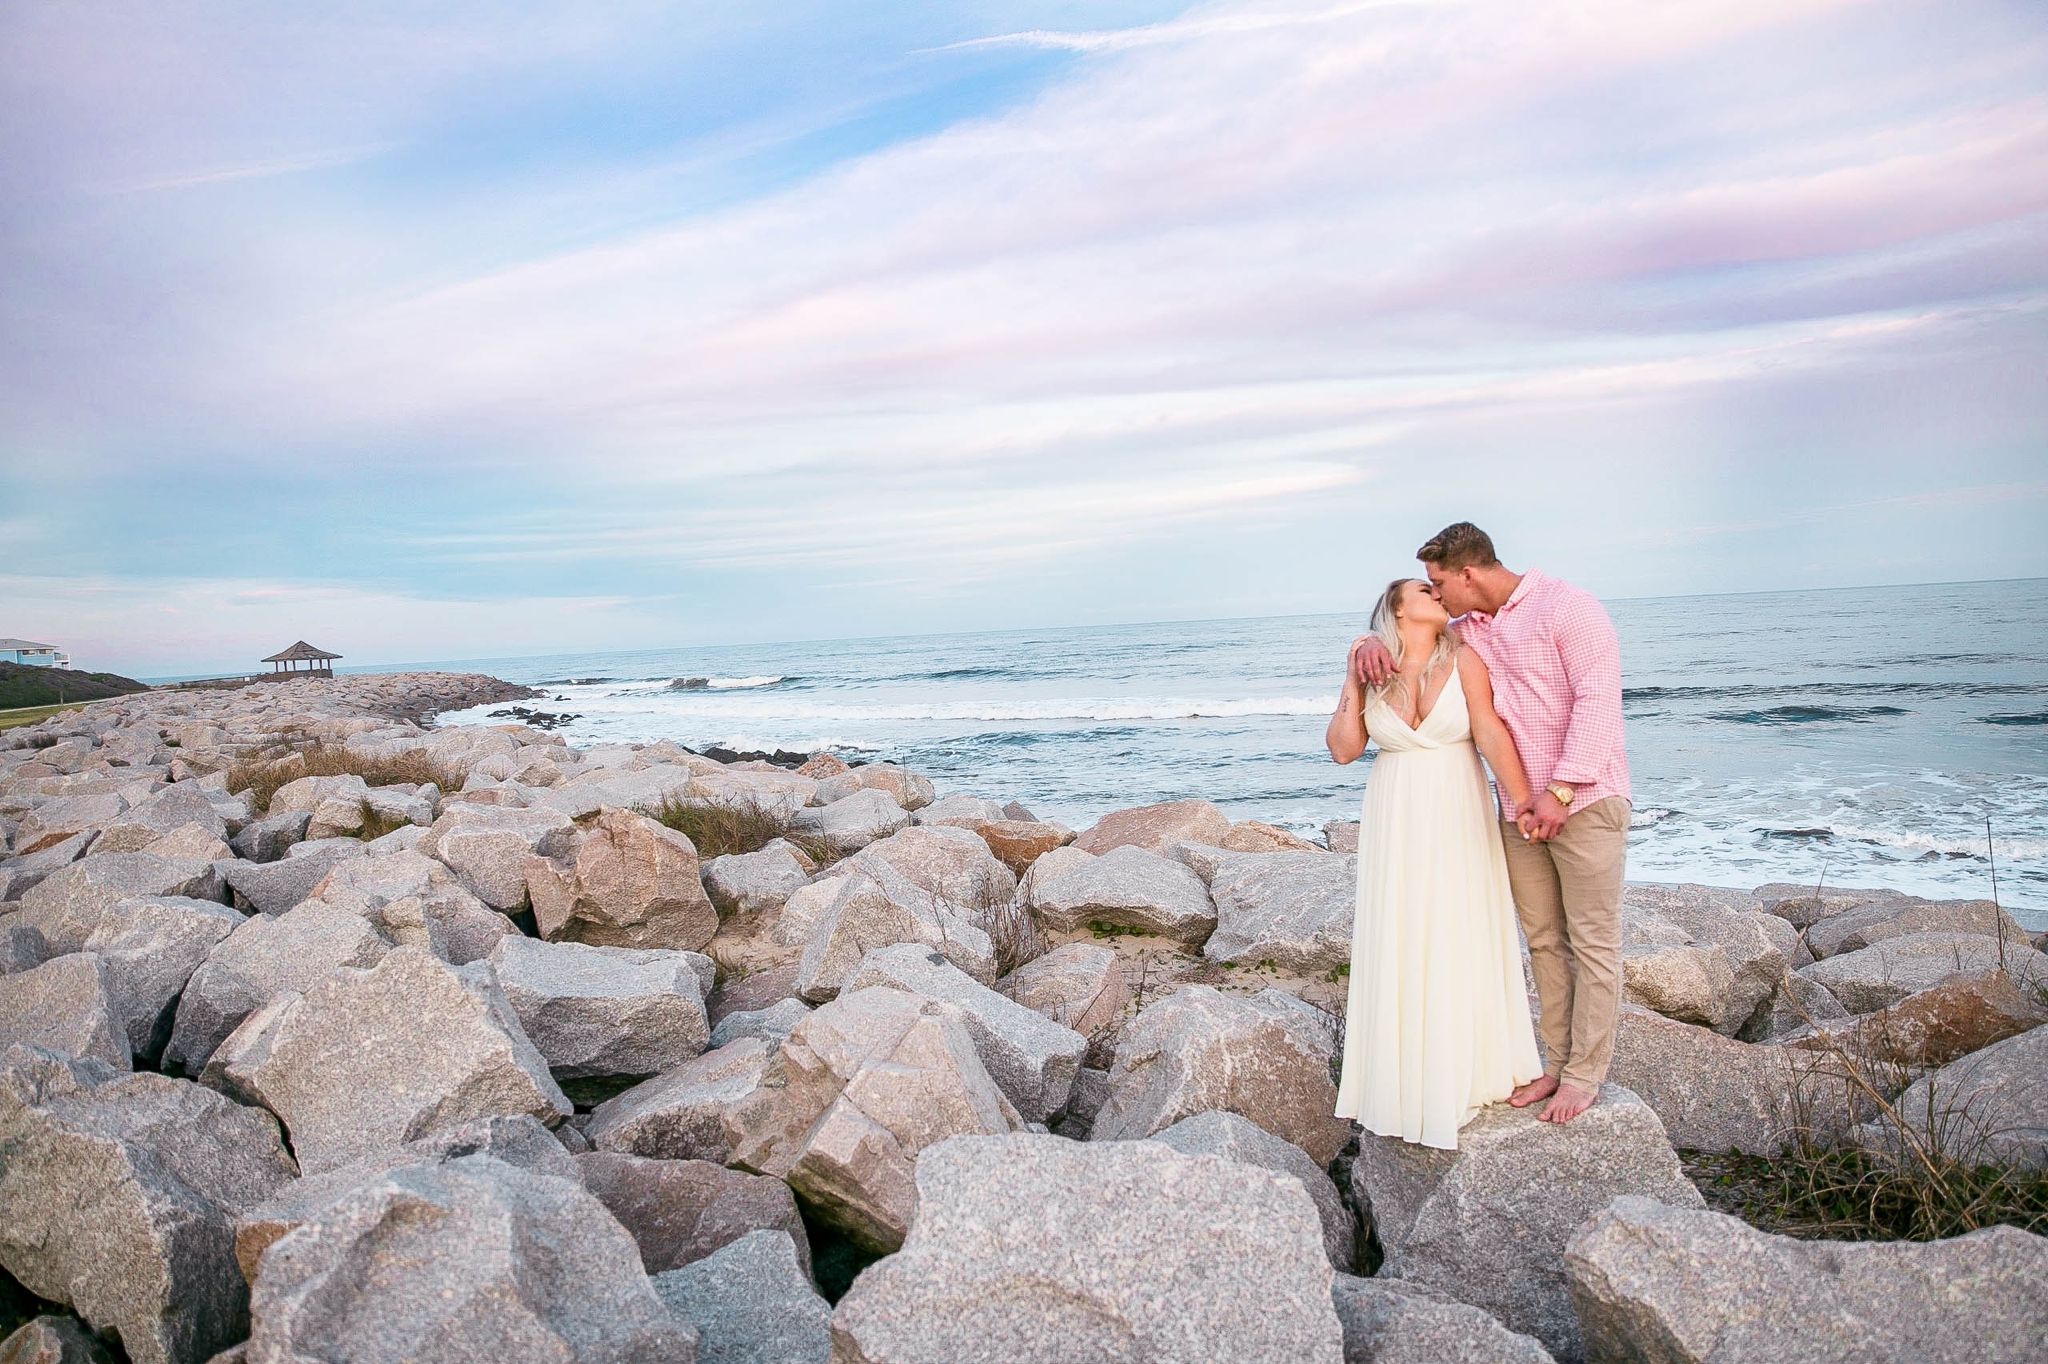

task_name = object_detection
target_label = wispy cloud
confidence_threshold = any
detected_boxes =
[113,143,392,193]
[405,458,1371,572]
[3,0,2044,672]
[932,0,1406,54]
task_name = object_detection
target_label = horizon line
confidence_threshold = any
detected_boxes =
[130,572,2048,684]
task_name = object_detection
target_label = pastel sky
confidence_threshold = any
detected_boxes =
[3,0,2044,677]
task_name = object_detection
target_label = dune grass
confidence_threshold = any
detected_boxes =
[1684,1144,2048,1242]
[967,881,1046,976]
[649,794,838,867]
[228,739,464,813]
[1684,875,2048,1243]
[652,791,1050,972]
[354,799,415,843]
[0,661,149,709]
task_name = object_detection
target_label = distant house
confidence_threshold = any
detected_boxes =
[262,641,342,678]
[0,638,70,668]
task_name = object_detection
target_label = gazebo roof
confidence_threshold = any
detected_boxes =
[262,640,342,663]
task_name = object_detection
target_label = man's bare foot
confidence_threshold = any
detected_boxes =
[1509,1075,1558,1109]
[1539,1083,1597,1124]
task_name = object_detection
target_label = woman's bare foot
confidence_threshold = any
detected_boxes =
[1539,1083,1597,1124]
[1508,1075,1558,1108]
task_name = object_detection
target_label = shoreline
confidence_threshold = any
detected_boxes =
[7,667,2040,1015]
[397,586,2048,928]
[4,666,2033,936]
[433,691,2048,931]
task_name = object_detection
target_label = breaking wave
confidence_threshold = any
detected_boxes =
[1707,705,1910,725]
[665,675,790,691]
[1626,682,2048,702]
[634,695,1332,722]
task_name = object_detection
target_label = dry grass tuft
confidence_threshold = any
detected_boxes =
[354,799,412,843]
[228,738,463,814]
[1684,872,2048,1243]
[971,889,1047,978]
[701,943,750,987]
[1685,1143,2048,1242]
[825,863,1044,978]
[650,794,839,866]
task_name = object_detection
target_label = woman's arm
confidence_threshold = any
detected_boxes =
[1327,636,1373,764]
[1458,647,1534,821]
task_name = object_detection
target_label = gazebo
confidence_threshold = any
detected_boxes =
[262,641,341,677]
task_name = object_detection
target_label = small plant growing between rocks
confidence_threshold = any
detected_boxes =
[912,872,1044,977]
[974,891,1047,977]
[1686,1134,2048,1243]
[703,944,750,986]
[1683,874,2048,1242]
[649,795,838,866]
[226,738,463,813]
[1090,922,1157,940]
[354,799,409,843]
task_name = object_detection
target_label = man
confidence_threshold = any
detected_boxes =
[1359,522,1630,1124]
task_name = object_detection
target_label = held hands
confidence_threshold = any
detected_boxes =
[1520,790,1569,842]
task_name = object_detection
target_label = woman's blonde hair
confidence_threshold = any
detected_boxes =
[1369,578,1458,709]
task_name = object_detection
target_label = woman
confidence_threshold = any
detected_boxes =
[1325,578,1543,1149]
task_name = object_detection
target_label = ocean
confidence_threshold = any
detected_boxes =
[415,579,2048,928]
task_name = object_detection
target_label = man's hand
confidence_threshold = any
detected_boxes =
[1352,636,1395,687]
[1525,790,1569,842]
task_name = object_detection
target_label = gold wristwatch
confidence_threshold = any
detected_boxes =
[1546,782,1576,807]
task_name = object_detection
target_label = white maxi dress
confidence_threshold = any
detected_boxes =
[1333,669,1542,1149]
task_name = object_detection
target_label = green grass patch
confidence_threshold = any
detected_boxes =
[0,661,150,709]
[1090,921,1157,939]
[0,701,93,731]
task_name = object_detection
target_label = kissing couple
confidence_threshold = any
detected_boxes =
[1325,522,1631,1150]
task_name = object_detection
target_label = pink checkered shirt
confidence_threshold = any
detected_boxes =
[1454,569,1631,819]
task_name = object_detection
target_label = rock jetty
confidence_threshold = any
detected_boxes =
[1,672,2043,1363]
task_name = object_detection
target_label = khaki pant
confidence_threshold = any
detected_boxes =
[1498,796,1629,1090]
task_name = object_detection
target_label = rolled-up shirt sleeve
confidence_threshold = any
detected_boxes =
[1552,596,1624,786]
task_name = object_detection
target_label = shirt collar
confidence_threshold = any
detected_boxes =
[1499,569,1543,613]
[1461,568,1540,626]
